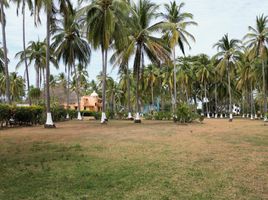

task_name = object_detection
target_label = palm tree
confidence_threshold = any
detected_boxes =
[33,0,71,127]
[29,87,41,104]
[161,1,197,112]
[236,49,256,119]
[0,72,25,101]
[195,54,212,118]
[0,0,11,104]
[11,0,33,105]
[213,34,240,121]
[16,40,58,89]
[0,47,6,73]
[244,15,268,121]
[144,64,159,111]
[52,7,91,120]
[126,0,170,123]
[78,0,129,123]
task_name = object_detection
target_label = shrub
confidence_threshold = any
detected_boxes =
[0,104,12,127]
[174,103,199,123]
[13,106,44,125]
[68,110,77,119]
[81,111,95,117]
[51,106,67,122]
[94,112,101,120]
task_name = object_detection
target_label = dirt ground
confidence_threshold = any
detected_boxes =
[0,119,267,200]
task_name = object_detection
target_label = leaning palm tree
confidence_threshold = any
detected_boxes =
[52,7,91,120]
[126,0,170,123]
[244,14,268,121]
[161,1,197,112]
[213,34,240,121]
[33,0,71,127]
[11,0,33,105]
[78,0,128,123]
[0,0,11,104]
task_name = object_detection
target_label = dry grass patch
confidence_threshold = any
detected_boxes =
[0,119,267,199]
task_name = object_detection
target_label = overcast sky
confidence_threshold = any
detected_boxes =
[2,0,268,85]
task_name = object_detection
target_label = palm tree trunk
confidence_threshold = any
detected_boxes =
[66,66,70,119]
[262,60,267,121]
[101,49,107,123]
[73,64,82,120]
[151,83,154,110]
[134,44,142,122]
[35,65,40,88]
[1,1,10,104]
[215,84,218,118]
[250,82,254,119]
[22,0,31,105]
[173,47,177,113]
[126,63,132,119]
[44,8,54,127]
[204,82,209,118]
[227,64,232,121]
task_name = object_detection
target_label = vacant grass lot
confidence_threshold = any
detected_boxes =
[0,119,267,200]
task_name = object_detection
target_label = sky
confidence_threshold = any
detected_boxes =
[2,0,268,86]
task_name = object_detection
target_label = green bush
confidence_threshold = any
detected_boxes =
[174,103,199,123]
[94,112,101,120]
[68,110,77,119]
[0,104,44,127]
[13,106,44,125]
[51,106,67,122]
[0,104,12,127]
[81,111,95,117]
[154,111,172,120]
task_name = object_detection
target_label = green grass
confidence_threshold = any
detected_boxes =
[0,120,267,200]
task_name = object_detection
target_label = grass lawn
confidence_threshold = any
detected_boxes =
[0,119,267,200]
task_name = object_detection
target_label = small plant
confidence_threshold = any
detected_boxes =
[174,103,200,123]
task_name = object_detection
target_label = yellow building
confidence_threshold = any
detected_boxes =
[64,91,102,112]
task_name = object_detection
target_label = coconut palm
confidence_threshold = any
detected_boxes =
[244,15,268,121]
[213,34,240,121]
[52,7,91,120]
[29,87,41,104]
[124,0,170,122]
[161,1,197,112]
[78,0,129,123]
[144,64,159,110]
[11,0,33,105]
[195,54,212,118]
[33,0,71,127]
[0,72,25,101]
[16,40,58,89]
[0,0,11,104]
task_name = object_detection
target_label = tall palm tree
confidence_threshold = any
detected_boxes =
[33,0,71,127]
[236,49,256,119]
[11,0,33,105]
[195,54,212,118]
[144,64,159,110]
[0,0,11,104]
[52,7,91,120]
[244,15,268,121]
[213,34,240,121]
[126,0,170,123]
[161,1,197,112]
[78,0,128,123]
[16,40,58,89]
